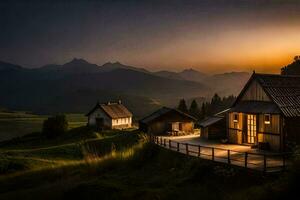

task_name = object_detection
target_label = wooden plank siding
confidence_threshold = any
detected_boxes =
[228,112,281,150]
[257,114,281,151]
[241,80,271,102]
[228,112,243,144]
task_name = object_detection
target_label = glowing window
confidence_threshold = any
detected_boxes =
[264,114,271,124]
[233,113,239,123]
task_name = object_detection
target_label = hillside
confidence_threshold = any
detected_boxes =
[155,68,207,82]
[0,59,252,117]
[155,69,250,97]
[0,111,86,141]
[0,60,209,116]
[204,72,251,96]
[0,128,296,200]
[0,61,22,71]
[38,58,149,74]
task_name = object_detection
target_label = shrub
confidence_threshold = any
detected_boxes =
[43,114,68,138]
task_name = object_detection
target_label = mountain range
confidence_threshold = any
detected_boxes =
[0,58,250,117]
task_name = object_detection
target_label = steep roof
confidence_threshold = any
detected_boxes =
[140,107,197,124]
[233,73,300,117]
[86,102,132,119]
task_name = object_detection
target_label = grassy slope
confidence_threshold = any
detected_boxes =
[0,143,294,200]
[0,117,298,200]
[0,126,297,200]
[0,111,87,141]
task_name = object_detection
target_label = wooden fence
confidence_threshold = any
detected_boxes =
[150,135,291,173]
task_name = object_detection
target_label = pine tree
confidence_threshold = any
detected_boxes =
[178,99,188,113]
[211,93,222,114]
[200,102,206,119]
[189,100,200,118]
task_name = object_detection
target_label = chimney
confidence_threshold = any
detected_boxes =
[118,100,122,104]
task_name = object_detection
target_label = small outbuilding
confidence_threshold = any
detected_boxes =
[86,101,132,130]
[199,109,229,139]
[139,107,196,136]
[199,116,226,139]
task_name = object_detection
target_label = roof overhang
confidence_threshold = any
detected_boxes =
[199,116,224,128]
[229,101,281,114]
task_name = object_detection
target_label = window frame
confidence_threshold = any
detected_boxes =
[264,114,271,125]
[233,113,239,123]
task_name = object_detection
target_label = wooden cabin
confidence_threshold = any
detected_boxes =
[228,72,300,151]
[139,107,196,136]
[86,101,132,130]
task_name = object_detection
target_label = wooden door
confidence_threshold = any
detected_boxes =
[247,114,257,144]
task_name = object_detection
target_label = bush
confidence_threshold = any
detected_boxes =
[43,114,68,138]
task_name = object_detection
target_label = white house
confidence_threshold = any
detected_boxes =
[86,101,133,130]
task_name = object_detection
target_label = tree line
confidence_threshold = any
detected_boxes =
[177,94,236,120]
[281,56,300,75]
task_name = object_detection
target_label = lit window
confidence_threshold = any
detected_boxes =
[264,114,271,124]
[233,113,239,123]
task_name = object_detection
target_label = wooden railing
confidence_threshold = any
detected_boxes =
[150,135,291,173]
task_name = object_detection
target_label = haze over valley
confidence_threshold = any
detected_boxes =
[0,58,250,117]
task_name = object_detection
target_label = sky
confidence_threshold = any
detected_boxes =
[1,0,300,73]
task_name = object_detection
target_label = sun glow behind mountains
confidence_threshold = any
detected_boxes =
[0,0,300,73]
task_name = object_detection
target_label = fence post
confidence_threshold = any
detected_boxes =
[245,152,248,168]
[198,146,201,157]
[169,140,171,148]
[263,154,267,173]
[177,142,180,151]
[160,137,163,145]
[212,148,215,161]
[163,139,166,147]
[156,137,158,144]
[227,150,231,164]
[186,143,189,155]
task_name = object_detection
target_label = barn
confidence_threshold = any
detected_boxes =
[86,101,132,130]
[139,107,196,136]
[228,72,300,151]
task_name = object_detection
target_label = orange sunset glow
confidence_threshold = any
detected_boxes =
[1,0,300,73]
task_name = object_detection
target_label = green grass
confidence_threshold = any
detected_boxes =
[0,141,294,200]
[0,127,144,174]
[0,124,297,200]
[0,111,87,141]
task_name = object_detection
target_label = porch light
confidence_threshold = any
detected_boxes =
[264,114,271,124]
[233,113,239,123]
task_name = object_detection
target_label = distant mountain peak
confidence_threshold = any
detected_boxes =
[67,58,90,65]
[0,60,22,71]
[101,61,149,73]
[103,61,123,66]
[182,68,197,72]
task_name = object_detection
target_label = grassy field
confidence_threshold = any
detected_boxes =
[0,125,298,200]
[0,111,87,141]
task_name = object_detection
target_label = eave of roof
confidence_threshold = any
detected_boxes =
[230,101,281,114]
[232,72,300,117]
[199,116,223,128]
[140,106,197,124]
